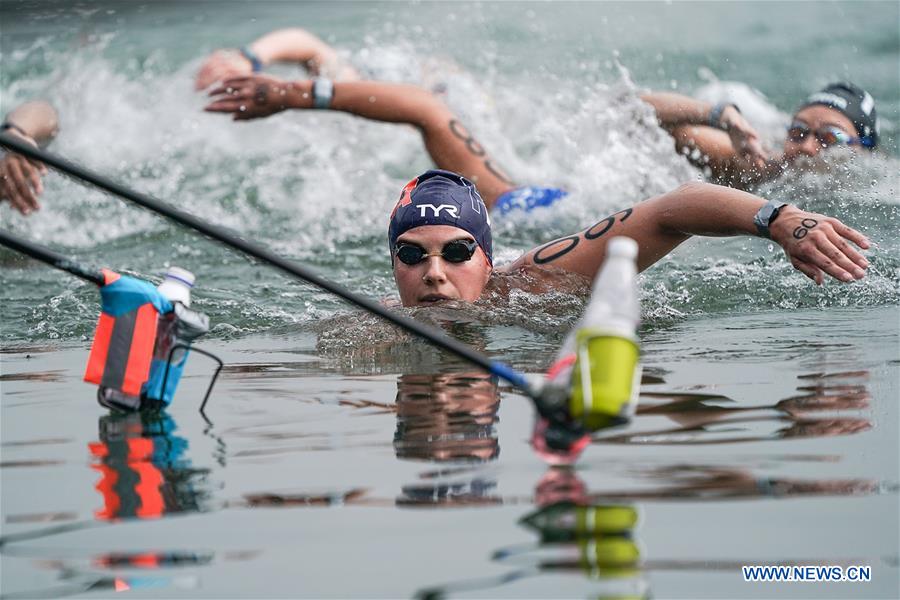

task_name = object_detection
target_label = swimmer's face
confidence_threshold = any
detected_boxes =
[392,225,492,307]
[782,105,858,163]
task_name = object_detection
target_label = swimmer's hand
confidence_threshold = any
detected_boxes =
[0,130,47,215]
[195,49,254,91]
[205,75,305,120]
[719,105,768,170]
[770,206,870,285]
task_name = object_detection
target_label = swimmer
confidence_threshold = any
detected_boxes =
[384,170,867,306]
[194,28,361,91]
[204,74,565,214]
[641,82,880,189]
[0,100,59,215]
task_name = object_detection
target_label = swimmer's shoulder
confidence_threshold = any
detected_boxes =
[490,262,590,296]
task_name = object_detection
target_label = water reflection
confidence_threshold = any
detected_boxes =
[394,372,502,507]
[601,371,872,445]
[416,464,880,599]
[89,411,212,521]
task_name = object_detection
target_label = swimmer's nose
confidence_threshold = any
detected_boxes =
[422,256,448,285]
[797,134,821,157]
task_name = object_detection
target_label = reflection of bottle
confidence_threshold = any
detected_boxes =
[553,237,642,430]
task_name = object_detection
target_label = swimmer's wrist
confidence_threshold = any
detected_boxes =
[239,46,264,72]
[708,102,740,131]
[758,202,795,241]
[284,81,315,109]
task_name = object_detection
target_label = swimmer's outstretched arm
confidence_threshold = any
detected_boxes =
[509,182,869,286]
[195,28,359,90]
[205,75,517,208]
[641,92,770,187]
[1,100,59,215]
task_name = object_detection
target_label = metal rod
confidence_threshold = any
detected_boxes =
[0,228,105,286]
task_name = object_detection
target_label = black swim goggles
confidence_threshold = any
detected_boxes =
[787,122,873,148]
[393,239,478,266]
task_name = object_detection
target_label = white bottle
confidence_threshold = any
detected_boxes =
[157,266,195,306]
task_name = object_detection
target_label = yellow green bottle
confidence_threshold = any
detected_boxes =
[559,237,642,431]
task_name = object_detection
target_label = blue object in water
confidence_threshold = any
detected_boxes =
[493,186,569,214]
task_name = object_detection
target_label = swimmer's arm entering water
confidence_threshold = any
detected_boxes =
[205,75,517,208]
[1,100,59,215]
[507,182,870,286]
[641,92,772,189]
[195,28,360,90]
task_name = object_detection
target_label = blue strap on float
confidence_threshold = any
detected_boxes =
[100,274,173,316]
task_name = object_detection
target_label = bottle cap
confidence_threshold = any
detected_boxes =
[157,266,195,306]
[607,236,638,259]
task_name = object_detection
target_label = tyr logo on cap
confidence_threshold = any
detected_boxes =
[418,204,459,218]
[387,169,493,265]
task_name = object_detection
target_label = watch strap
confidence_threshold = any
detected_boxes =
[239,47,263,72]
[754,200,789,238]
[312,78,334,109]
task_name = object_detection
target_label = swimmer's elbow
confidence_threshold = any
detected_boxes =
[672,180,712,197]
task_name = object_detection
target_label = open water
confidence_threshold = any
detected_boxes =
[1,2,898,598]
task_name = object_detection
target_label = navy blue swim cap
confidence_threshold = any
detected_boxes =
[800,82,878,148]
[388,170,493,264]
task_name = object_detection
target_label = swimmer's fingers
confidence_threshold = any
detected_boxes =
[741,136,768,169]
[794,238,861,283]
[829,219,871,251]
[21,157,44,197]
[2,156,39,214]
[204,100,241,114]
[824,225,869,272]
[208,76,258,96]
[789,256,823,286]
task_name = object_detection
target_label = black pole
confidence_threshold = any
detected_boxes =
[0,133,538,398]
[0,228,105,286]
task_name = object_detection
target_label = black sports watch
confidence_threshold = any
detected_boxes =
[312,77,334,109]
[753,200,789,238]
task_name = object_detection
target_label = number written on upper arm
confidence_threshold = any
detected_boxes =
[532,208,633,265]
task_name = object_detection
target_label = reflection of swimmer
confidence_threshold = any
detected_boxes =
[88,412,210,521]
[0,100,59,215]
[393,372,502,507]
[393,372,500,463]
[536,465,878,504]
[608,375,873,445]
[642,82,880,189]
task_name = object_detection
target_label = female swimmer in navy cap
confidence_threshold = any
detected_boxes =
[388,169,868,307]
[642,82,880,188]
